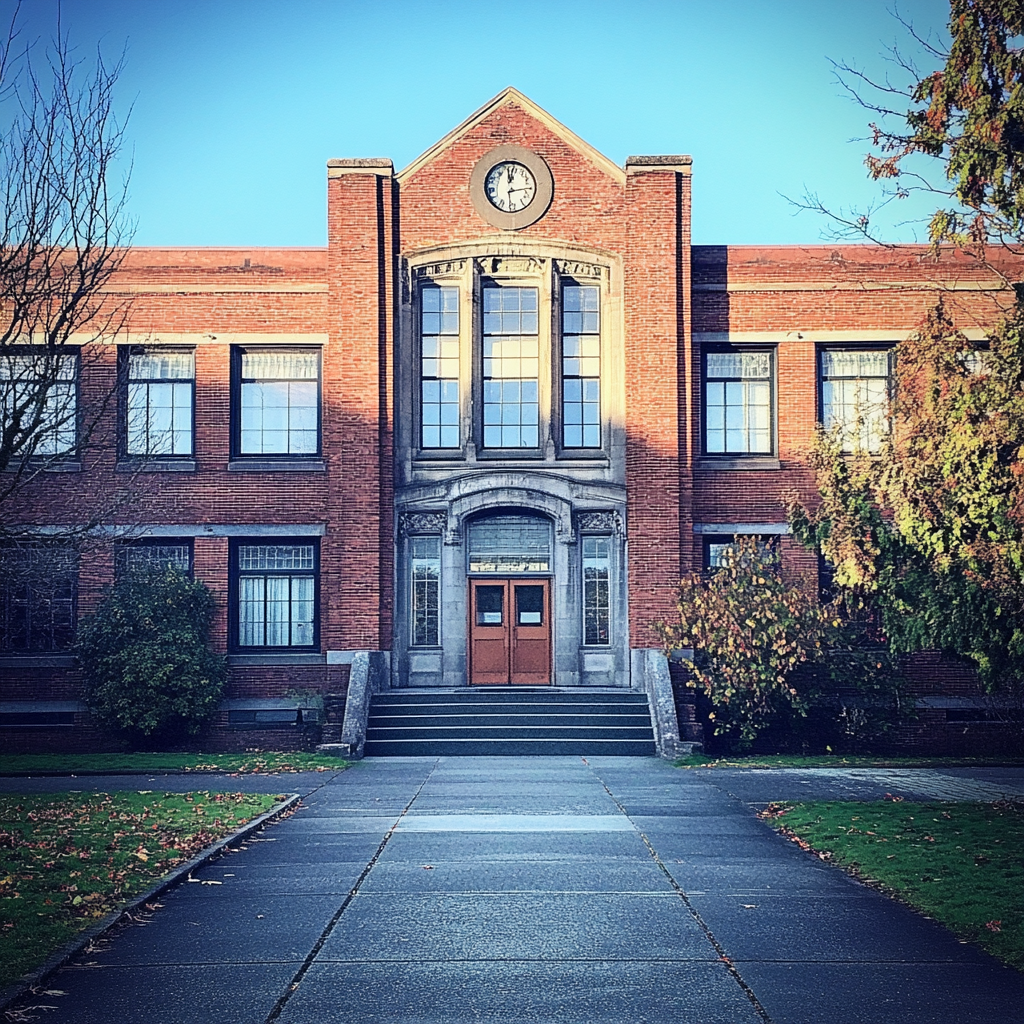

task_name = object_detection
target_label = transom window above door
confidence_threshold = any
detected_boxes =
[467,515,552,574]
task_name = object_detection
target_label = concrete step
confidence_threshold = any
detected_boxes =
[363,687,656,757]
[367,712,655,729]
[361,737,658,757]
[374,690,648,705]
[366,725,656,741]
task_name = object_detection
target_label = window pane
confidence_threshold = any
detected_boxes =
[0,545,77,652]
[821,348,890,453]
[704,351,773,454]
[119,543,191,577]
[482,287,539,449]
[421,286,460,449]
[238,545,314,570]
[129,351,193,380]
[411,535,441,646]
[468,515,551,573]
[562,282,601,450]
[241,351,318,379]
[582,535,611,645]
[238,350,320,454]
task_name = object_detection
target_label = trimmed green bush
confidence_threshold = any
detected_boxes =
[77,567,226,747]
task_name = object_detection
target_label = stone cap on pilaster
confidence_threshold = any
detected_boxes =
[327,158,394,178]
[626,155,693,176]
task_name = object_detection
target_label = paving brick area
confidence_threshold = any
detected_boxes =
[2,760,1022,1023]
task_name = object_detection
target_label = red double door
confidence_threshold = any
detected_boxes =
[469,578,551,685]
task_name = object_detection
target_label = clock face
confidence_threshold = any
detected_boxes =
[485,161,537,213]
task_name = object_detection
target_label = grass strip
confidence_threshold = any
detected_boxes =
[0,751,348,776]
[760,798,1024,971]
[676,754,1024,769]
[0,790,283,989]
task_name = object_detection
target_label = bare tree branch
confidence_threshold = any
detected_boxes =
[0,6,133,516]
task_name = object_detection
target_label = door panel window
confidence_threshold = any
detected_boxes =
[516,585,544,625]
[475,585,504,626]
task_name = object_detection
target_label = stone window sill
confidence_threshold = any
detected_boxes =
[698,457,781,471]
[0,655,77,669]
[227,459,326,472]
[116,459,197,473]
[227,652,326,666]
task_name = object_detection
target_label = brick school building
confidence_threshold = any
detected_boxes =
[2,89,1018,754]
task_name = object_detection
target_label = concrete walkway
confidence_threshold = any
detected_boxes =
[4,759,1022,1024]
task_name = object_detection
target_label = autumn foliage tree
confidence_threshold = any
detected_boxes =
[789,301,1024,691]
[787,2,1024,696]
[655,539,898,749]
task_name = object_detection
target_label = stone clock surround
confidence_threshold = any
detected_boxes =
[469,144,555,230]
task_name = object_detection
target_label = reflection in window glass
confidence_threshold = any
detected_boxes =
[467,516,551,573]
[127,350,194,456]
[410,535,441,646]
[237,544,315,647]
[239,350,319,455]
[582,536,610,645]
[821,349,890,453]
[476,585,504,626]
[482,287,539,448]
[421,286,460,449]
[118,543,192,577]
[0,545,77,652]
[563,285,601,448]
[516,585,544,625]
[0,353,77,456]
[704,350,772,454]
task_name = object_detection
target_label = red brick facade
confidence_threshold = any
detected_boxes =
[2,89,1018,753]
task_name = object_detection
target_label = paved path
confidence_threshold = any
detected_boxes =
[4,759,1022,1024]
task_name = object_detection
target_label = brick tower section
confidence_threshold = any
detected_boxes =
[624,157,693,646]
[326,159,396,651]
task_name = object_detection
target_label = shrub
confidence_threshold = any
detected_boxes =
[77,567,226,747]
[655,539,901,751]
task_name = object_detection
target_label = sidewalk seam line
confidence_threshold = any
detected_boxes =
[262,758,441,1023]
[582,757,775,1024]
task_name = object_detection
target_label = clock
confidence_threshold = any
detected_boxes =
[485,161,537,213]
[470,146,554,230]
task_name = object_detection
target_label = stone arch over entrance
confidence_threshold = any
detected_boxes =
[395,474,629,689]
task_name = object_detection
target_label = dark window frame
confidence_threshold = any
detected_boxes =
[476,281,543,455]
[0,544,78,653]
[701,534,779,573]
[228,537,320,652]
[117,346,196,460]
[558,279,603,453]
[115,538,194,579]
[0,347,80,461]
[230,346,323,460]
[701,345,776,458]
[417,283,462,453]
[580,532,612,646]
[817,344,893,455]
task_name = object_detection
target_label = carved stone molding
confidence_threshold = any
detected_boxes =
[399,511,447,537]
[577,510,623,535]
[414,258,468,279]
[479,256,545,276]
[555,259,605,280]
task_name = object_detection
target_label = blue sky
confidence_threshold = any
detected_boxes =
[13,0,951,246]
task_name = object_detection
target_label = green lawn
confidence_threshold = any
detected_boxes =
[0,751,348,776]
[676,753,1024,769]
[0,790,284,989]
[761,799,1024,970]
